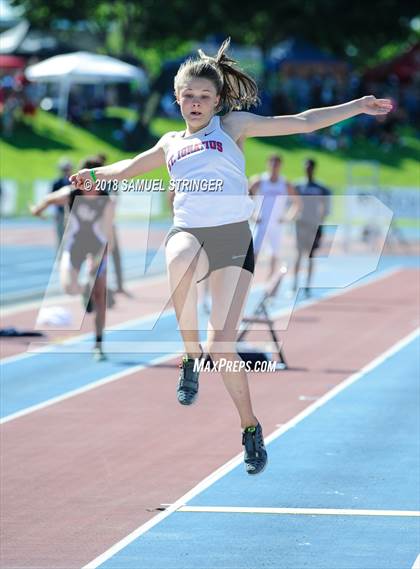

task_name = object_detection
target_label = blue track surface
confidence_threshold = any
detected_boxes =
[0,245,165,303]
[98,335,420,569]
[1,218,172,304]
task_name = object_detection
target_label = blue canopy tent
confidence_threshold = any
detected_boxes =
[267,39,347,73]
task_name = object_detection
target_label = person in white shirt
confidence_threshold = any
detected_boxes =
[71,38,392,476]
[249,154,301,278]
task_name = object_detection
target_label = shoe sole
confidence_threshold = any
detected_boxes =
[177,391,199,406]
[246,458,268,475]
[245,451,268,476]
[93,352,106,362]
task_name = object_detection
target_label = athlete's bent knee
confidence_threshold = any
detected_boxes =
[62,283,79,295]
[167,250,199,277]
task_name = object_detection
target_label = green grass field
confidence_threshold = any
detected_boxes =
[1,108,418,215]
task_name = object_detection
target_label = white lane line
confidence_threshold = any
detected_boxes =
[82,326,419,569]
[412,554,420,569]
[177,506,420,517]
[0,266,402,423]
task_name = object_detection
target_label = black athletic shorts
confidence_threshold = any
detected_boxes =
[68,234,106,271]
[165,220,255,282]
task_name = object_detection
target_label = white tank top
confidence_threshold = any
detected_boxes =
[162,115,254,228]
[258,172,288,224]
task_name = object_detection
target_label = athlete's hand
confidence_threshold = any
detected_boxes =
[358,96,393,116]
[70,169,95,191]
[29,204,43,217]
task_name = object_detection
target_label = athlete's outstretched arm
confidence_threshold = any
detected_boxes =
[237,96,393,138]
[70,138,167,188]
[29,185,72,216]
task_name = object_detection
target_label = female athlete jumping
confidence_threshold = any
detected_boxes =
[70,38,392,475]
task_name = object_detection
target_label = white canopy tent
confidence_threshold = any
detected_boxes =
[25,51,147,119]
[0,20,30,54]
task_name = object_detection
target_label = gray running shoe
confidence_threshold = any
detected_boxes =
[93,346,106,362]
[242,422,268,475]
[177,350,202,405]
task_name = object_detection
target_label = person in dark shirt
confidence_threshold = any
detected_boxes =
[51,158,73,252]
[294,159,332,296]
[31,158,115,361]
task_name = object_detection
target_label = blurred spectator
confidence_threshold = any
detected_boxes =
[262,65,419,150]
[0,70,39,136]
[1,92,19,136]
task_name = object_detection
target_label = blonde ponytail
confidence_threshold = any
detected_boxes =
[175,37,260,113]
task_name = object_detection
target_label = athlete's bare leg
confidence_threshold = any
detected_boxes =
[306,256,314,292]
[91,272,107,346]
[207,265,257,429]
[293,251,302,292]
[60,252,83,295]
[268,255,279,280]
[165,232,209,358]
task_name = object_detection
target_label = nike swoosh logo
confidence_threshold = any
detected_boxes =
[204,130,216,136]
[231,254,246,260]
